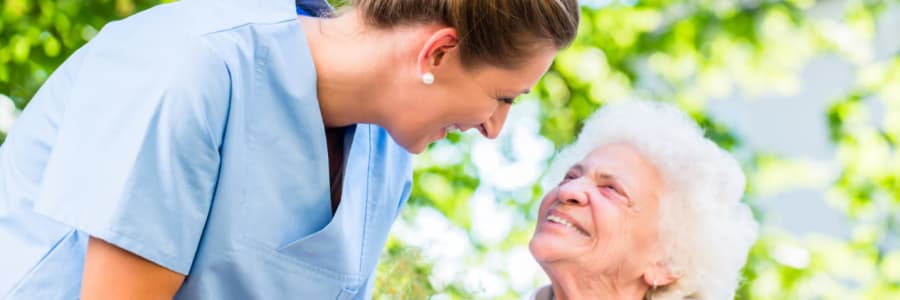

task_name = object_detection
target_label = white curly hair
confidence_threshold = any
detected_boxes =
[540,100,759,300]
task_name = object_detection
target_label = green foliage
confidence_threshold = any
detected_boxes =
[0,0,166,108]
[374,238,436,299]
[2,0,899,299]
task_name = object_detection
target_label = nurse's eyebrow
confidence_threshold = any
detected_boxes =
[503,89,530,96]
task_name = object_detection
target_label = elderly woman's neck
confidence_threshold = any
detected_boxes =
[545,268,649,300]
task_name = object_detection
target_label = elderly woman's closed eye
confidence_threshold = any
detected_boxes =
[529,101,759,300]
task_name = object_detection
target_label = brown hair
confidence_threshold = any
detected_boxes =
[351,0,580,68]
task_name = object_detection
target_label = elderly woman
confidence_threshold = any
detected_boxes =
[529,101,758,300]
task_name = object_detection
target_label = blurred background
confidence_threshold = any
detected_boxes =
[1,0,898,299]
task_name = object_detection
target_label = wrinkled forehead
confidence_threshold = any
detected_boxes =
[582,144,664,193]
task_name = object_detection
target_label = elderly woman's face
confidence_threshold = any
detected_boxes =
[530,143,664,276]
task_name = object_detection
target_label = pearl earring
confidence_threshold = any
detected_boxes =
[653,279,658,290]
[421,72,435,85]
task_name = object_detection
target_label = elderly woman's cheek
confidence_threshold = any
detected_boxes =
[539,191,559,212]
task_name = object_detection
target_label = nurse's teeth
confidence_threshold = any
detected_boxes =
[446,125,460,132]
[547,215,588,236]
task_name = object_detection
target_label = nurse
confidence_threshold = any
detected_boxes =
[0,0,579,299]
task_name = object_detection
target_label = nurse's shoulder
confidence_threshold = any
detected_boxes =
[82,0,273,79]
[57,1,237,152]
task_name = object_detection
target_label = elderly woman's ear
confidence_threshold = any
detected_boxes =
[642,261,678,289]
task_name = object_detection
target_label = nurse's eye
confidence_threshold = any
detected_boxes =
[498,97,516,105]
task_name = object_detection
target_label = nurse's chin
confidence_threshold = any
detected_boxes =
[396,139,429,154]
[381,128,431,154]
[399,135,439,154]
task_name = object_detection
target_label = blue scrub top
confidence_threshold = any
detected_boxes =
[0,0,413,298]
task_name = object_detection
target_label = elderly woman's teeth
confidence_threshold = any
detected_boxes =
[546,215,588,236]
[446,125,460,132]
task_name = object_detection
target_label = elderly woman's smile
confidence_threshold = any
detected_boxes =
[543,210,590,237]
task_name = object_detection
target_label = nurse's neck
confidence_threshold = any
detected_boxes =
[299,10,425,129]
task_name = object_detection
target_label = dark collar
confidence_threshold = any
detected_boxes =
[296,0,334,17]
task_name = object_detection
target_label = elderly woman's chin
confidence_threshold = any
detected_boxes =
[528,218,596,265]
[528,228,571,264]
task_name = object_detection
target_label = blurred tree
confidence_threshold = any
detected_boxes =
[1,0,898,299]
[0,0,167,109]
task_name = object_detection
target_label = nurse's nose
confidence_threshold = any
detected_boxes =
[479,103,511,139]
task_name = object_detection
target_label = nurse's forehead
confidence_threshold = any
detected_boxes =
[475,69,535,95]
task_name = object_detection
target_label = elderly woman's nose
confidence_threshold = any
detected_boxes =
[556,180,589,206]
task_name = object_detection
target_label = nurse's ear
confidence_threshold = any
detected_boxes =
[416,28,459,79]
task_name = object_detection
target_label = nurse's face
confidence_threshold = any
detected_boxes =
[386,41,558,154]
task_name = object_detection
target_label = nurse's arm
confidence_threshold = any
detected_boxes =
[81,237,185,299]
